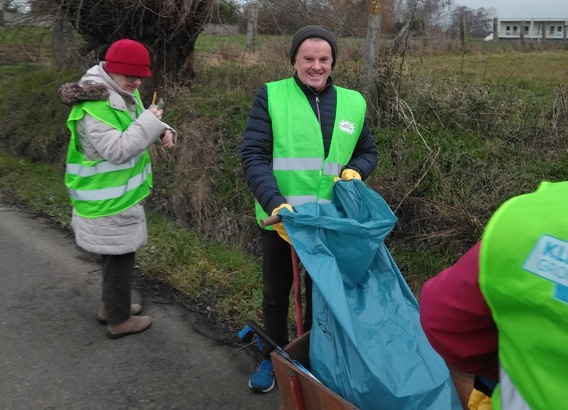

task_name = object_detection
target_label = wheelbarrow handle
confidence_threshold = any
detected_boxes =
[247,319,280,350]
[260,214,282,228]
[246,320,320,383]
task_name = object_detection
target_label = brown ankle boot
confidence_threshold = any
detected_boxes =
[106,315,152,339]
[97,303,143,325]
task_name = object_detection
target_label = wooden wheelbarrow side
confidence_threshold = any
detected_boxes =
[273,332,475,410]
[273,331,357,410]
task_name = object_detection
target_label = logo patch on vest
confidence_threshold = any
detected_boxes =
[338,120,355,134]
[523,234,568,303]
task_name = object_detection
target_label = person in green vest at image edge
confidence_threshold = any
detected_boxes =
[420,181,568,410]
[241,25,378,393]
[58,39,176,339]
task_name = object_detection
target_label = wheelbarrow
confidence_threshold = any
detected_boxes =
[259,214,474,409]
[245,319,357,410]
[255,209,475,409]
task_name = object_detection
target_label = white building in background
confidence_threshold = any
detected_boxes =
[494,18,568,41]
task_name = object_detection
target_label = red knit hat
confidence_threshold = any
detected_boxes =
[105,39,152,78]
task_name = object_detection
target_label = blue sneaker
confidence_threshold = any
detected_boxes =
[248,360,275,393]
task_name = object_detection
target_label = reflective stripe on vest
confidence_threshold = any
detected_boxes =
[65,91,152,218]
[480,181,568,410]
[494,368,530,410]
[67,163,152,201]
[272,157,343,176]
[66,151,145,178]
[255,78,365,227]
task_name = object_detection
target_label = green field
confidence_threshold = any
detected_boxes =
[410,51,568,92]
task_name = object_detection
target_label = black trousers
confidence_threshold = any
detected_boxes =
[100,252,135,325]
[261,229,312,358]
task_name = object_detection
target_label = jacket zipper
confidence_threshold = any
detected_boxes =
[315,95,322,130]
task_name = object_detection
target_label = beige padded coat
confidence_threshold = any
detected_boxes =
[60,63,176,255]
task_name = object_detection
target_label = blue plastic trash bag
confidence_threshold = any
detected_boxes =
[278,180,462,410]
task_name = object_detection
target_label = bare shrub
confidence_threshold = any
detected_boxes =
[149,89,260,255]
[169,117,218,231]
[552,86,568,143]
[393,195,483,250]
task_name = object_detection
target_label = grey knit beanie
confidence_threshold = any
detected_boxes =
[290,25,338,68]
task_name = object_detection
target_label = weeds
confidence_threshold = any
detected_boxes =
[1,32,568,327]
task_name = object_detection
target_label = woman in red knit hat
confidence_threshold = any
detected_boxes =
[57,39,176,339]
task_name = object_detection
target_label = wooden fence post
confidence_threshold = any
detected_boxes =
[246,2,259,51]
[460,14,467,48]
[52,13,67,69]
[362,0,381,98]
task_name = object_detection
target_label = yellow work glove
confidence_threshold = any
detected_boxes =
[341,168,362,180]
[271,203,293,244]
[334,168,362,182]
[468,388,492,410]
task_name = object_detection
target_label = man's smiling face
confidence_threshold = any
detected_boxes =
[293,38,333,92]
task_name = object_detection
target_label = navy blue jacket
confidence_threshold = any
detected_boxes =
[241,74,378,216]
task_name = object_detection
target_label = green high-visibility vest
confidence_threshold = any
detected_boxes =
[64,90,153,218]
[480,181,568,410]
[255,78,365,227]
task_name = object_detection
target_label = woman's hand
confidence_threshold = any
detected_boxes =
[150,105,163,120]
[160,129,175,148]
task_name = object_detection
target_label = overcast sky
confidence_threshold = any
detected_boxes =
[454,0,567,19]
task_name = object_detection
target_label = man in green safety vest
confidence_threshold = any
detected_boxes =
[241,25,378,393]
[58,39,176,339]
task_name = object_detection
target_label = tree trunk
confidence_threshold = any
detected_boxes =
[52,14,66,68]
[362,0,381,99]
[52,0,214,93]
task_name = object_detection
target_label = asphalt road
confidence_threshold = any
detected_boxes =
[0,200,281,410]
